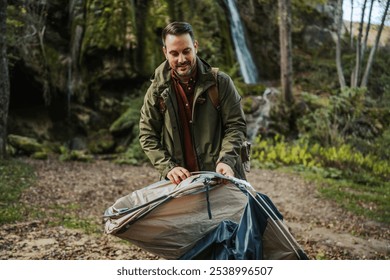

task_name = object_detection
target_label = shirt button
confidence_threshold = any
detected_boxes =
[186,103,189,107]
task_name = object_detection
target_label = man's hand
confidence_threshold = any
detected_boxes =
[167,167,191,185]
[216,162,234,177]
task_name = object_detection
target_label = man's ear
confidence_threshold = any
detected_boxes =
[194,40,198,53]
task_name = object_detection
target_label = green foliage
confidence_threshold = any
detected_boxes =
[0,159,100,231]
[7,134,46,155]
[252,135,319,169]
[59,146,94,162]
[310,174,390,224]
[109,96,144,134]
[257,44,390,222]
[251,134,390,223]
[372,128,390,161]
[291,0,328,35]
[115,135,149,165]
[109,95,148,165]
[235,82,268,98]
[253,135,390,180]
[296,87,383,146]
[87,129,115,154]
[6,4,26,48]
[48,204,101,234]
[367,48,390,102]
[140,0,170,75]
[0,159,36,224]
[82,0,135,53]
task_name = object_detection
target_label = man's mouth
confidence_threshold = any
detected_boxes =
[177,63,190,70]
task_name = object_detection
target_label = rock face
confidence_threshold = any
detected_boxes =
[6,0,338,158]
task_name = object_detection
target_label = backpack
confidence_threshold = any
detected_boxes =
[208,67,220,111]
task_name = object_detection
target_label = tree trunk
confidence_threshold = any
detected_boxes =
[353,0,368,87]
[362,0,375,56]
[361,0,390,87]
[336,0,346,89]
[0,0,10,159]
[278,0,293,106]
[350,0,354,49]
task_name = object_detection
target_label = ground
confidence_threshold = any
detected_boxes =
[0,158,389,260]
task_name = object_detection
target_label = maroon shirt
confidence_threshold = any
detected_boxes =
[172,70,199,172]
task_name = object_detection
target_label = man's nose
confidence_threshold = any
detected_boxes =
[178,53,185,63]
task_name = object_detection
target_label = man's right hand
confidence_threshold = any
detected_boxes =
[167,167,191,185]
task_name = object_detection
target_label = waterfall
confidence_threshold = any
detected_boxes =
[246,88,279,141]
[226,0,259,84]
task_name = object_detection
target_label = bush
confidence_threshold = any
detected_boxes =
[252,135,390,182]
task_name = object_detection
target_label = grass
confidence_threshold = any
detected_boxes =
[0,159,101,234]
[47,203,102,234]
[254,160,389,225]
[298,167,390,224]
[0,159,36,224]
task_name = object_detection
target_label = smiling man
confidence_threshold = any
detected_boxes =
[139,22,247,184]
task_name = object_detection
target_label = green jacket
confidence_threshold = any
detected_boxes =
[139,57,247,179]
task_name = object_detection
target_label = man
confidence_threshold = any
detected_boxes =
[139,22,247,185]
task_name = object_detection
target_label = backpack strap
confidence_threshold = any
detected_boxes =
[209,67,220,111]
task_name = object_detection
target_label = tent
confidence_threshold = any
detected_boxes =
[103,172,308,260]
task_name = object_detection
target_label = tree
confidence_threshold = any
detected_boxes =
[278,0,293,106]
[362,0,375,55]
[350,0,354,48]
[352,0,368,87]
[361,0,390,87]
[336,0,389,89]
[0,0,10,159]
[336,0,346,88]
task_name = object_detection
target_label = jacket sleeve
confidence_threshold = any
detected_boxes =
[216,72,247,170]
[139,84,177,178]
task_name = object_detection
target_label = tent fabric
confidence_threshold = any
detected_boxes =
[103,172,308,260]
[104,173,248,259]
[179,193,307,259]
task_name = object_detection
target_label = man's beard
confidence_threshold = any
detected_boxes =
[174,61,194,78]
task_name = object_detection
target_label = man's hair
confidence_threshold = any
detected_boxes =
[161,22,195,46]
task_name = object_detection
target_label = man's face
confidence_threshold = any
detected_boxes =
[163,33,198,79]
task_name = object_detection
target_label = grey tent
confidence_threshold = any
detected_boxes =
[103,172,308,260]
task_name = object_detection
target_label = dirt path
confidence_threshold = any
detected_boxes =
[1,158,389,260]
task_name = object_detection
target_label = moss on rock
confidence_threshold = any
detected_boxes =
[7,134,46,155]
[87,129,115,154]
[109,96,144,136]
